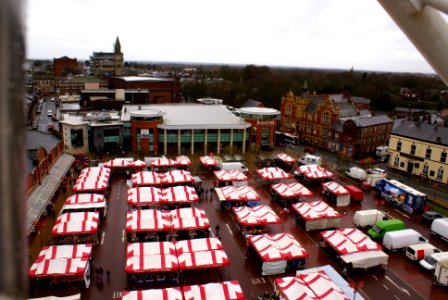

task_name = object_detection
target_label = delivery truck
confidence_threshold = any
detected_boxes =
[434,259,448,286]
[345,167,367,181]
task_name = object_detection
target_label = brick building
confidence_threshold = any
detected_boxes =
[53,56,77,77]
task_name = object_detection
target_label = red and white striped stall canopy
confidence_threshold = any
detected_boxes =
[321,181,349,196]
[248,233,308,262]
[176,155,191,167]
[276,153,295,163]
[126,241,177,258]
[233,205,282,226]
[162,186,199,203]
[200,156,218,167]
[271,182,314,198]
[125,254,179,273]
[292,201,341,221]
[79,166,111,177]
[214,170,248,182]
[126,208,210,232]
[298,165,335,180]
[182,281,245,300]
[127,187,164,206]
[72,179,108,193]
[51,220,98,236]
[177,249,229,270]
[151,157,179,168]
[131,170,195,186]
[121,288,183,300]
[320,228,382,255]
[126,209,172,232]
[257,167,293,181]
[104,158,133,168]
[52,212,99,236]
[28,257,89,278]
[63,193,106,211]
[28,294,82,300]
[36,244,93,262]
[219,186,260,201]
[56,212,99,224]
[175,238,223,255]
[275,270,350,300]
[131,159,146,168]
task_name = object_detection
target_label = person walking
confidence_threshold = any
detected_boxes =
[215,224,221,235]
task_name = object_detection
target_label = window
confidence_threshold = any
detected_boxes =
[397,141,402,151]
[335,133,339,139]
[321,128,327,137]
[394,155,400,167]
[70,128,84,148]
[437,167,444,180]
[285,104,292,116]
[426,147,432,159]
[410,144,416,155]
[422,163,428,175]
[441,151,447,163]
[322,111,330,124]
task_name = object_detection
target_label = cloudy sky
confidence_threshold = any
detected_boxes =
[26,0,437,74]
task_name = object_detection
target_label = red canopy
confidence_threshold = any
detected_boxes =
[131,170,195,186]
[233,205,282,226]
[200,156,218,167]
[218,185,260,201]
[322,181,349,196]
[320,228,382,255]
[151,157,179,168]
[104,158,133,168]
[292,201,341,221]
[214,170,248,182]
[176,155,191,167]
[127,186,198,206]
[298,164,335,180]
[276,153,295,163]
[248,233,308,262]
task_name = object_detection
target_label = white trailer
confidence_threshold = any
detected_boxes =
[434,259,448,286]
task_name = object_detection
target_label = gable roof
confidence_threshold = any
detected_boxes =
[392,119,448,146]
[355,115,393,127]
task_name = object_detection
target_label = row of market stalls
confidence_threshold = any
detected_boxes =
[125,238,229,287]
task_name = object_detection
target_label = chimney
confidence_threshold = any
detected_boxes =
[436,136,442,143]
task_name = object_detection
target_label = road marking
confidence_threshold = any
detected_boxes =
[394,296,401,300]
[225,223,233,236]
[385,275,411,296]
[121,230,126,243]
[372,274,378,280]
[112,291,122,299]
[101,231,106,245]
[383,284,389,290]
[393,209,410,219]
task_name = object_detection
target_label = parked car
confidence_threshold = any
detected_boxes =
[303,147,315,154]
[422,211,444,223]
[47,122,54,131]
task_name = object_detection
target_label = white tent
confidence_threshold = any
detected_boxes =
[292,201,341,231]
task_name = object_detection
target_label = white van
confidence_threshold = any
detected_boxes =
[382,229,427,251]
[419,252,448,271]
[405,243,441,261]
[220,162,249,174]
[298,154,322,166]
[345,167,367,181]
[353,209,387,228]
[430,218,448,241]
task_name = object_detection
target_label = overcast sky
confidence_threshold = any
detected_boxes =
[26,0,438,74]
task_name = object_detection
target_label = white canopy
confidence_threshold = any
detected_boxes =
[214,170,248,182]
[28,257,89,278]
[35,244,93,261]
[276,153,295,163]
[271,182,314,198]
[176,155,191,167]
[182,281,245,300]
[62,193,106,212]
[131,170,195,186]
[200,155,218,167]
[298,164,335,180]
[104,158,133,168]
[52,212,99,236]
[292,201,341,221]
[233,205,282,226]
[216,185,260,202]
[127,186,198,206]
[121,288,183,300]
[320,228,382,255]
[249,233,308,262]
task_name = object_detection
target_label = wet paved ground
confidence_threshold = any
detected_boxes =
[28,147,448,300]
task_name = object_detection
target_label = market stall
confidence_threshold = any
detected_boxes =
[127,186,199,209]
[50,212,100,245]
[150,157,180,171]
[199,155,218,171]
[131,170,195,187]
[125,238,228,288]
[73,167,110,193]
[256,167,293,185]
[60,193,107,218]
[275,153,295,171]
[214,170,248,187]
[270,182,314,207]
[215,185,260,209]
[120,280,243,300]
[175,155,191,170]
[292,200,341,231]
[320,228,388,270]
[296,164,335,186]
[29,244,93,289]
[248,233,308,275]
[321,181,351,207]
[232,205,282,236]
[126,207,210,241]
[275,269,350,300]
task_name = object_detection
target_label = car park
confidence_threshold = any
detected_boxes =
[422,211,444,223]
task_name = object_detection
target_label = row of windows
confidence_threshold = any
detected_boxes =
[239,113,276,121]
[396,141,447,163]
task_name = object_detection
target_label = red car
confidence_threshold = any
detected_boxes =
[304,147,315,154]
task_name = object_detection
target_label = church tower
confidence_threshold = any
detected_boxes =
[114,36,123,76]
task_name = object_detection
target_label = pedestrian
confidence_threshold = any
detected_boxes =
[215,224,221,235]
[263,291,270,300]
[106,270,111,280]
